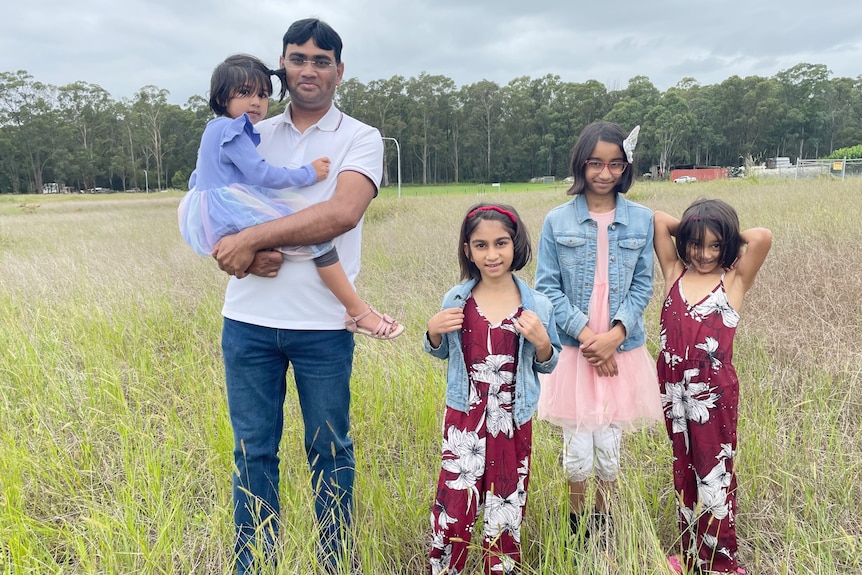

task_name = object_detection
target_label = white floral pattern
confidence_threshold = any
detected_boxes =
[692,287,739,328]
[659,273,742,572]
[660,368,720,452]
[483,489,523,543]
[695,336,722,370]
[429,298,529,575]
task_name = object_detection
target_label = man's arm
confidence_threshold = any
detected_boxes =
[212,170,376,277]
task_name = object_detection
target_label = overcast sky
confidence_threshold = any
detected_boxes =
[3,0,860,105]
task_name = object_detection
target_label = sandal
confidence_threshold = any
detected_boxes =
[667,556,684,574]
[345,306,404,340]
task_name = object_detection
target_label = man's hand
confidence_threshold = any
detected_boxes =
[212,231,257,278]
[247,250,283,278]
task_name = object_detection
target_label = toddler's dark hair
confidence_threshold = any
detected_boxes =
[567,121,634,196]
[457,203,531,281]
[209,54,274,116]
[677,198,743,269]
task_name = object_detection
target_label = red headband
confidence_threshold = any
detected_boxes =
[466,206,517,224]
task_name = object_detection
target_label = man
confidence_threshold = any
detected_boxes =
[212,18,383,574]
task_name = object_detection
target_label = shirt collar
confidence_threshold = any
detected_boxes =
[278,103,344,132]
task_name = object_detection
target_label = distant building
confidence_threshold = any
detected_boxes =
[765,157,792,169]
[668,167,728,182]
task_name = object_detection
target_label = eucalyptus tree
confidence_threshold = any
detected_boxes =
[825,76,862,151]
[604,96,651,170]
[711,75,761,165]
[129,86,171,190]
[161,97,207,190]
[644,90,695,175]
[363,76,408,187]
[0,71,62,193]
[775,63,831,158]
[463,79,504,182]
[448,85,467,184]
[672,78,723,166]
[405,73,454,184]
[740,77,788,161]
[602,76,661,172]
[334,77,370,120]
[619,75,661,112]
[0,127,22,192]
[498,75,550,181]
[57,81,118,190]
[566,79,613,137]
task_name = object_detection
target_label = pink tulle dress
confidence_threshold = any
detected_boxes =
[537,209,663,432]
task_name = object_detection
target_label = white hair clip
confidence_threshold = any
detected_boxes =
[623,125,640,163]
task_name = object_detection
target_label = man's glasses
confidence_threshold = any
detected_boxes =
[584,160,628,175]
[285,57,336,70]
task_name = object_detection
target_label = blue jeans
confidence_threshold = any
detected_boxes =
[222,318,355,574]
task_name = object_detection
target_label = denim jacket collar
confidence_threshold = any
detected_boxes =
[573,192,629,226]
[447,276,537,310]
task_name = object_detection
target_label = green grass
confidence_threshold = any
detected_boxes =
[0,178,860,574]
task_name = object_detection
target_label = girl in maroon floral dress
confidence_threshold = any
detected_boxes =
[424,204,561,575]
[654,199,771,574]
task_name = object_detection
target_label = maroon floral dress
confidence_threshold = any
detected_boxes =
[429,296,532,575]
[657,271,742,573]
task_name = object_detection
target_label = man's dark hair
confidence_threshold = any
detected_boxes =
[274,18,343,100]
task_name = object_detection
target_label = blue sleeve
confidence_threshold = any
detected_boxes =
[535,216,588,340]
[221,128,318,189]
[423,331,450,360]
[533,294,562,374]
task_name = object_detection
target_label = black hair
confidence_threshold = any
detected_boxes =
[457,203,532,282]
[567,121,635,196]
[208,54,274,116]
[273,18,343,100]
[676,198,743,269]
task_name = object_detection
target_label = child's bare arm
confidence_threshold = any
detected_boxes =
[734,227,772,292]
[310,157,331,182]
[653,211,683,282]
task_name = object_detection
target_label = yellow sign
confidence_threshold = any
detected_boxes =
[833,161,844,170]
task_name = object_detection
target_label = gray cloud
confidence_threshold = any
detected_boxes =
[2,0,859,104]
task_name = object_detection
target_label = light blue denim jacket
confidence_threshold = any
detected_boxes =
[423,276,561,426]
[534,193,654,350]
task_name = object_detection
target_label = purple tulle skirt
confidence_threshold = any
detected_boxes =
[177,183,332,259]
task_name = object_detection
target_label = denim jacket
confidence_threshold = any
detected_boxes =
[534,193,654,350]
[423,276,561,426]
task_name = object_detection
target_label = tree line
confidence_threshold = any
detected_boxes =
[1,62,861,194]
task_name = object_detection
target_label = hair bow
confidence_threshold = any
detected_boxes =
[623,125,640,163]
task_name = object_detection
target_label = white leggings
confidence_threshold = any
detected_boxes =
[562,426,622,483]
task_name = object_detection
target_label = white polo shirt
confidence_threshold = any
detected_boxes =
[221,104,383,329]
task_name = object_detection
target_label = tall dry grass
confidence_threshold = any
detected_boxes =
[0,179,859,574]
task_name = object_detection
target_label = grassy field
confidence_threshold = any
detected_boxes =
[0,178,860,574]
